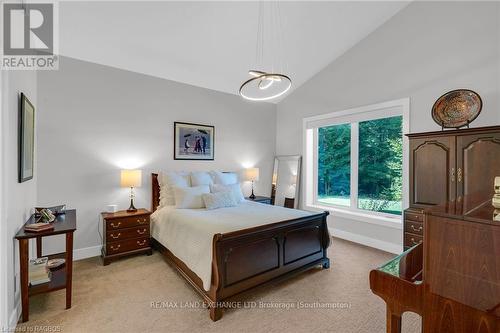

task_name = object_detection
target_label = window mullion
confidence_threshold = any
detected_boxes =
[350,123,359,209]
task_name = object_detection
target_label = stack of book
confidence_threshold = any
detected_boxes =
[24,222,54,233]
[29,257,51,286]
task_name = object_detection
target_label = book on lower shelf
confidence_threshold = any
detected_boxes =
[29,257,51,286]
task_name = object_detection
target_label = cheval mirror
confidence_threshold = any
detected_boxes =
[271,155,301,209]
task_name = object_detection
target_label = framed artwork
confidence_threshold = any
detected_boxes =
[19,93,35,182]
[174,122,215,160]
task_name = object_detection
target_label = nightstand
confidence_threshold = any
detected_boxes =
[100,209,152,265]
[246,196,272,205]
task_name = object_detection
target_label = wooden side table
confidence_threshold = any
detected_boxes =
[100,209,152,265]
[14,209,77,322]
[246,196,272,205]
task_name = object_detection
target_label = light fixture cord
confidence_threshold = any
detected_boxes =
[276,1,287,74]
[255,1,264,70]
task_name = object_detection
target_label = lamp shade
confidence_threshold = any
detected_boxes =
[121,169,142,188]
[244,168,260,182]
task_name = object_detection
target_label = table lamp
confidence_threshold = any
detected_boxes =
[244,167,259,199]
[121,169,142,212]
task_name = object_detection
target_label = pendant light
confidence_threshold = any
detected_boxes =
[239,2,291,102]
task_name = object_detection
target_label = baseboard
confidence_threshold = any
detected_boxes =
[329,228,402,254]
[74,245,101,261]
[8,298,21,330]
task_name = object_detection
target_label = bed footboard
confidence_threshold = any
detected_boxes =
[208,211,330,320]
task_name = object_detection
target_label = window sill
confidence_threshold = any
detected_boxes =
[306,204,403,230]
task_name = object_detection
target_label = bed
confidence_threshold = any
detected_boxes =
[150,173,330,321]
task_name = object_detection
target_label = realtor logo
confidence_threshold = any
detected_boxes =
[2,2,58,70]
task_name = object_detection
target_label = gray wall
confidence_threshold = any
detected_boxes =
[37,56,277,256]
[276,1,500,250]
[1,70,38,328]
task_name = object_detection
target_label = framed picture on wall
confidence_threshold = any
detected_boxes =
[174,122,215,160]
[19,93,35,183]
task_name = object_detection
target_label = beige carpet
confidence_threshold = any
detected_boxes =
[17,238,421,332]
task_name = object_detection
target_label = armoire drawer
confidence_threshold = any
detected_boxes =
[404,232,423,248]
[404,221,423,236]
[404,211,424,222]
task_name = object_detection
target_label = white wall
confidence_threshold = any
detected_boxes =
[36,56,277,257]
[1,69,38,328]
[276,1,500,252]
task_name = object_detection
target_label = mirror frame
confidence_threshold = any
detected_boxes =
[272,155,302,209]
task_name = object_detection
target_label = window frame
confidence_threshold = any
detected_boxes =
[304,98,410,223]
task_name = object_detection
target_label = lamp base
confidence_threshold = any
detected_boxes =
[249,183,256,200]
[127,198,137,212]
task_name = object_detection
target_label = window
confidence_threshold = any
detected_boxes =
[305,99,408,219]
[317,124,351,207]
[358,116,402,215]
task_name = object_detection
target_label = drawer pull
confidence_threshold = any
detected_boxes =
[451,167,455,182]
[410,238,422,245]
[110,233,121,239]
[137,219,147,225]
[410,225,423,232]
[110,244,121,251]
[137,240,147,246]
[457,168,463,183]
[137,229,147,235]
[110,222,121,228]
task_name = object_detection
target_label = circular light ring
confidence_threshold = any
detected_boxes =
[239,73,292,101]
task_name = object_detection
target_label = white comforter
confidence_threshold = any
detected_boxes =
[151,201,314,291]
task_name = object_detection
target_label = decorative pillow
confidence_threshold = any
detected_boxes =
[210,183,245,203]
[158,172,191,207]
[190,171,214,186]
[173,185,210,209]
[202,191,237,210]
[211,171,239,185]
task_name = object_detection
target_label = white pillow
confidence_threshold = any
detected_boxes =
[174,185,210,209]
[158,172,191,207]
[211,171,239,185]
[202,191,237,210]
[190,171,214,186]
[210,183,245,203]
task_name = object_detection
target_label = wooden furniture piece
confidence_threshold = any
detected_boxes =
[100,209,152,265]
[370,193,499,333]
[15,210,77,322]
[405,125,500,249]
[246,195,272,205]
[151,173,330,321]
[284,197,295,208]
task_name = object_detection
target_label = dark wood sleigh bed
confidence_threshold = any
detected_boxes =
[150,173,331,321]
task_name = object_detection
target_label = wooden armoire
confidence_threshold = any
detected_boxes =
[404,125,500,250]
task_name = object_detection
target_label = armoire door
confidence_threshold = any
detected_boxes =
[410,136,456,208]
[456,132,500,212]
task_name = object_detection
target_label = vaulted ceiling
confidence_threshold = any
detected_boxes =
[59,1,408,102]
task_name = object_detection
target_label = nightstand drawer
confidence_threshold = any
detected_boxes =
[404,221,423,236]
[404,232,423,247]
[106,237,150,255]
[106,226,149,242]
[106,215,150,230]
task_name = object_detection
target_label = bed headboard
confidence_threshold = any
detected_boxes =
[152,173,160,212]
[151,171,236,212]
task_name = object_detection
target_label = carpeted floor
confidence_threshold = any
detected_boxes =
[17,238,421,332]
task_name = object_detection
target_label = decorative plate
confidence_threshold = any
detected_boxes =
[431,89,482,129]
